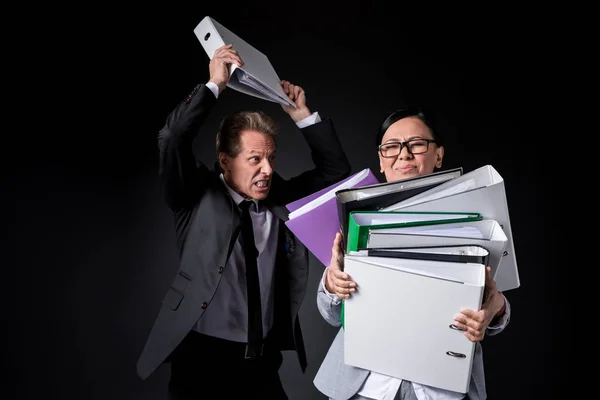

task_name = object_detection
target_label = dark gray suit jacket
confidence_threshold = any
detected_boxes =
[136,84,351,380]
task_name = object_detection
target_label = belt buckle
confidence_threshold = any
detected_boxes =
[244,343,264,360]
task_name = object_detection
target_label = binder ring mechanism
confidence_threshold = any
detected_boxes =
[447,325,467,358]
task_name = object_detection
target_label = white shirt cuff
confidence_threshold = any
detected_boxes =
[206,81,219,99]
[295,111,321,129]
[321,268,342,304]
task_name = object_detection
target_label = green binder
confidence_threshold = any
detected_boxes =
[341,210,482,328]
[345,211,483,253]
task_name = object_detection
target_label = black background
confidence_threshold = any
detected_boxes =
[9,2,565,399]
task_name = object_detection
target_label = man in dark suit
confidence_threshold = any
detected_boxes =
[136,44,351,399]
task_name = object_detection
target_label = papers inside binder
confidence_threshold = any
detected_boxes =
[375,224,486,239]
[232,69,296,107]
[351,212,480,227]
[367,245,489,257]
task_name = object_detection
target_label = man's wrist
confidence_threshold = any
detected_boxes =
[207,80,226,96]
[290,107,312,122]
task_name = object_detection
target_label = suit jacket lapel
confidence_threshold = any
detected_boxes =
[267,203,289,222]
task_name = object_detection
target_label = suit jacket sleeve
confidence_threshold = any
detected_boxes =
[276,118,351,204]
[317,269,343,327]
[157,84,217,211]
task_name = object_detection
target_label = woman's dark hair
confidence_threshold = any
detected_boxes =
[376,106,443,147]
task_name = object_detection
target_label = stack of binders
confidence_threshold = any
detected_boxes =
[285,164,520,394]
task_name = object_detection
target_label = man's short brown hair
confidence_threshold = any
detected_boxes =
[216,111,279,157]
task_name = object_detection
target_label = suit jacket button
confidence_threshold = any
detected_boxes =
[201,302,208,309]
[218,266,224,274]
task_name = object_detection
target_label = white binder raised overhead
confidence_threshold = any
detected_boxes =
[193,16,295,107]
[343,252,485,393]
[382,165,520,292]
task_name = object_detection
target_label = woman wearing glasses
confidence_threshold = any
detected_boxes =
[313,107,510,400]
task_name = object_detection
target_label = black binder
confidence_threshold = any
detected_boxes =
[364,245,490,265]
